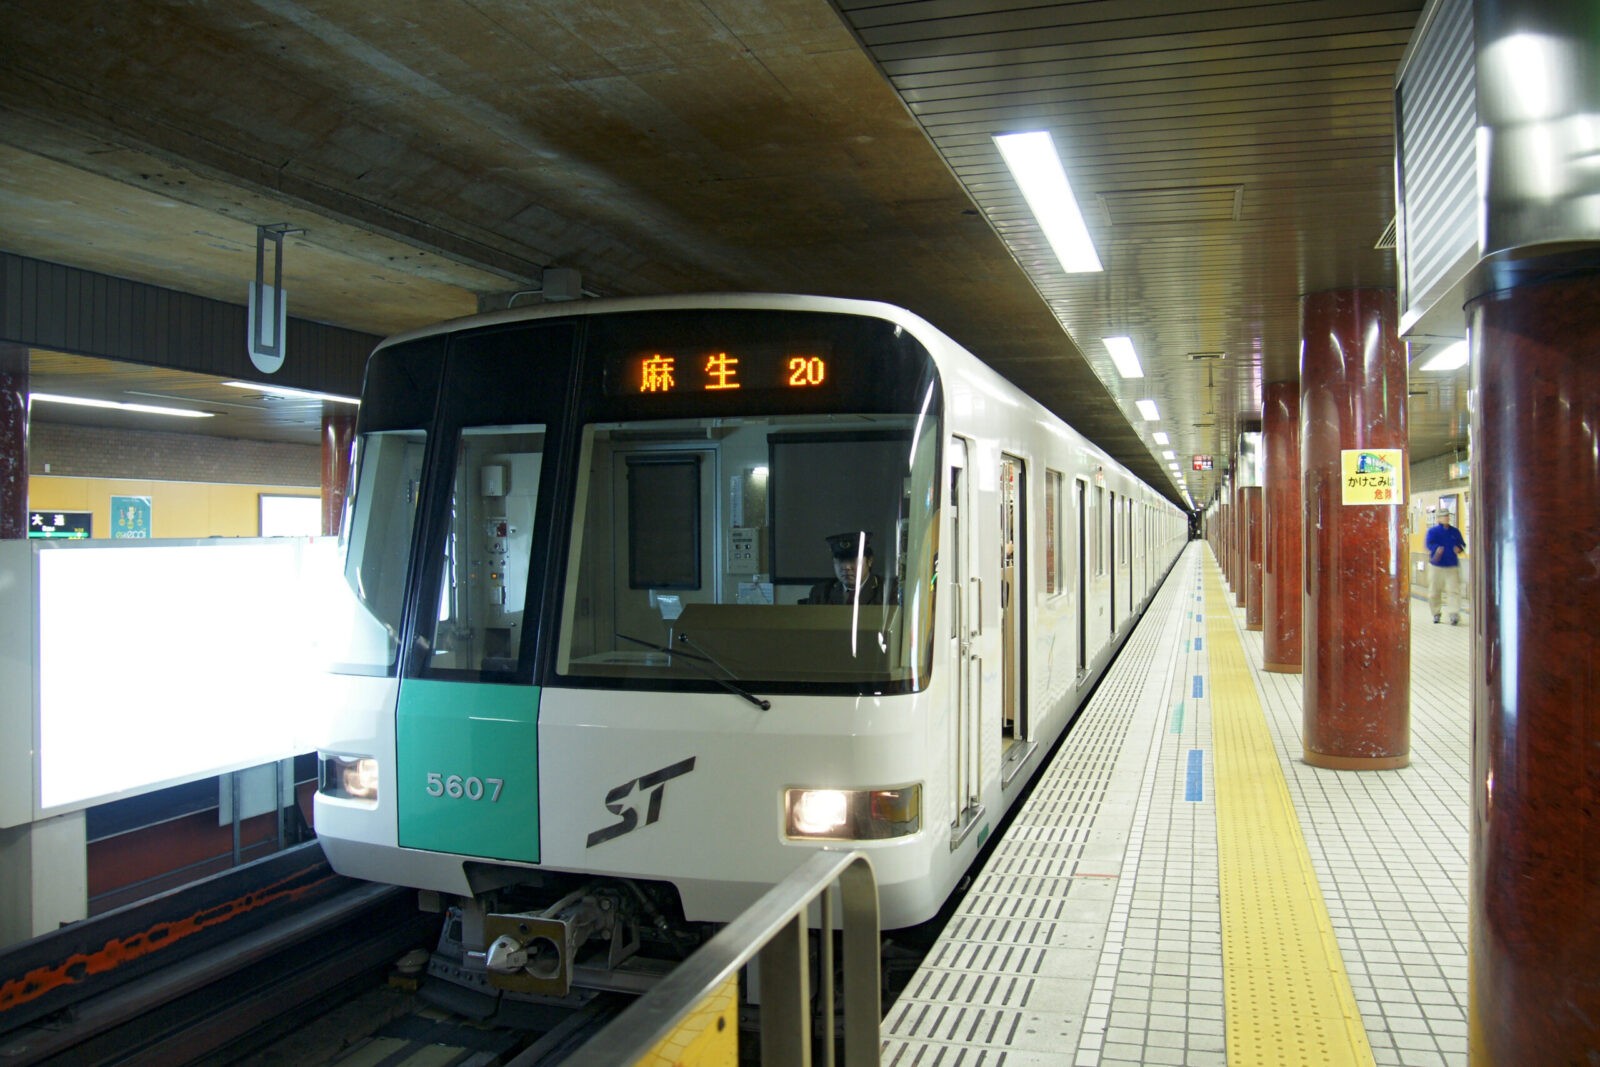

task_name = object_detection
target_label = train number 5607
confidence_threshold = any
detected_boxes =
[425,772,504,802]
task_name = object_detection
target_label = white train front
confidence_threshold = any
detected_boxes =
[312,293,1185,993]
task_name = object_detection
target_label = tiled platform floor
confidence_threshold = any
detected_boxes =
[881,544,1470,1066]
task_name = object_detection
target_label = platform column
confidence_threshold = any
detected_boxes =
[1299,287,1408,770]
[0,343,27,539]
[1262,382,1302,672]
[320,408,356,537]
[1243,486,1263,631]
[1233,481,1246,607]
[1469,263,1600,1062]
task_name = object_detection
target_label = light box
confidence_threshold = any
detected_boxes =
[0,537,353,825]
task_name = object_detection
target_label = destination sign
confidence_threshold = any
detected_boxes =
[606,342,835,397]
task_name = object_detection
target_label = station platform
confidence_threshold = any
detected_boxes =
[881,543,1470,1066]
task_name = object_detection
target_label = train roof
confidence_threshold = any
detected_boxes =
[374,292,952,354]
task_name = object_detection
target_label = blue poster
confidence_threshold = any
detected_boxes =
[111,495,152,538]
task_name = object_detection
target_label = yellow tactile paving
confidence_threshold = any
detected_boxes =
[1204,563,1374,1067]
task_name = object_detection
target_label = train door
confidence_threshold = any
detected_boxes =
[1075,477,1088,677]
[393,323,576,866]
[1000,454,1032,781]
[948,437,983,848]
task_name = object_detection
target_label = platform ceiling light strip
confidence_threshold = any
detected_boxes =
[1153,431,1170,445]
[223,380,360,405]
[1419,340,1468,371]
[30,393,213,418]
[1137,399,1161,421]
[1102,336,1143,378]
[993,131,1103,273]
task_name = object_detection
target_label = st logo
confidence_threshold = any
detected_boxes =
[585,757,697,847]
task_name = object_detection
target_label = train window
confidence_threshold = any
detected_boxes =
[1045,470,1063,595]
[1094,485,1106,577]
[556,414,939,694]
[420,425,546,678]
[626,455,702,589]
[335,429,427,675]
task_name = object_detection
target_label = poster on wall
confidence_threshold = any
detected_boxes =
[111,495,152,538]
[1340,449,1404,505]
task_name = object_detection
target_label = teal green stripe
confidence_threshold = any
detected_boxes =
[1171,702,1186,733]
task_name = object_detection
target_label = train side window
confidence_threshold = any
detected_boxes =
[1045,469,1063,595]
[421,425,546,678]
[1094,484,1106,578]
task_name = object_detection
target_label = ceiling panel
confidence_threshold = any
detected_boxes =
[0,1,1466,496]
[830,0,1453,505]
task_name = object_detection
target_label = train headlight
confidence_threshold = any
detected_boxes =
[784,784,921,841]
[791,790,849,835]
[320,754,379,802]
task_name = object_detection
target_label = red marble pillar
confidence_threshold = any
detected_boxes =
[1469,265,1600,1063]
[1243,486,1263,630]
[1262,382,1302,672]
[1299,288,1408,770]
[320,408,356,537]
[0,344,28,539]
[1233,482,1247,607]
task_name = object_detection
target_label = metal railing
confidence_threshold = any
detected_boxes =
[563,849,880,1066]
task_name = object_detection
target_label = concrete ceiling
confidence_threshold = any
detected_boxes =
[0,0,1470,506]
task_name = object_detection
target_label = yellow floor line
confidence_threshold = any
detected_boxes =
[1204,561,1374,1066]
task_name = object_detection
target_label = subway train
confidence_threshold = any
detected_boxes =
[311,293,1186,995]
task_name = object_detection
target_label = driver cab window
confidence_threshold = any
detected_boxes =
[420,425,545,677]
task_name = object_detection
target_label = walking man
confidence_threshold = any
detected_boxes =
[1425,508,1467,624]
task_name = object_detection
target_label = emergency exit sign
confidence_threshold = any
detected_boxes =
[1192,455,1214,470]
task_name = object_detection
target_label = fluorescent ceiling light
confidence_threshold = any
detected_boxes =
[1420,340,1468,372]
[993,131,1103,273]
[31,393,213,419]
[1136,399,1161,421]
[1102,336,1143,379]
[1162,450,1176,459]
[1152,431,1170,445]
[223,380,360,405]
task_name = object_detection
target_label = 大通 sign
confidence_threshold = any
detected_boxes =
[28,511,92,539]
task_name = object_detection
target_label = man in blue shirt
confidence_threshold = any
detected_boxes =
[1425,509,1468,624]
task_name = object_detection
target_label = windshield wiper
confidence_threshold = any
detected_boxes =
[614,633,772,711]
[673,632,774,711]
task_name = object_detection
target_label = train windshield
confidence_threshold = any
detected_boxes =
[335,429,426,674]
[556,409,940,694]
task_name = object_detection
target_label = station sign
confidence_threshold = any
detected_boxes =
[1192,455,1213,470]
[1341,449,1404,505]
[28,511,92,539]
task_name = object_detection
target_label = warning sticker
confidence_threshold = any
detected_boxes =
[1340,449,1404,505]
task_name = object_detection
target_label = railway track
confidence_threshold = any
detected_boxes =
[0,843,625,1066]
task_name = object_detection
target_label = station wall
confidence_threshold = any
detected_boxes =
[28,475,320,538]
[26,421,321,538]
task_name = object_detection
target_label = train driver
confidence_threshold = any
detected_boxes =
[805,531,887,605]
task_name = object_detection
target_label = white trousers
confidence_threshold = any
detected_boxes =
[1427,564,1462,618]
